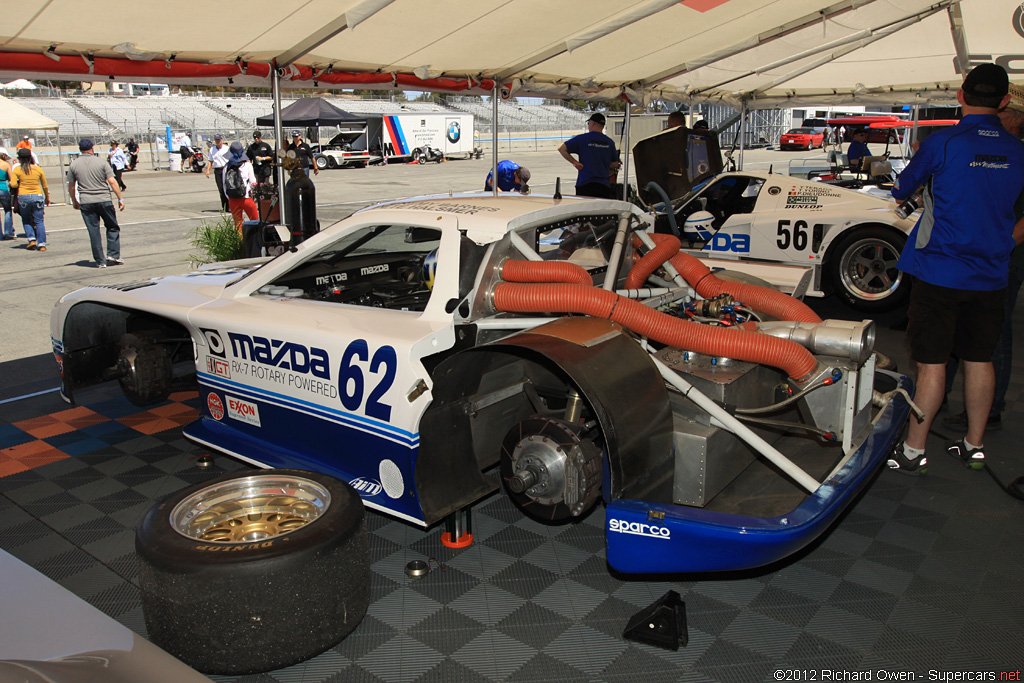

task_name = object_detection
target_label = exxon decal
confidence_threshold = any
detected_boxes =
[350,477,383,497]
[228,333,330,379]
[608,518,671,539]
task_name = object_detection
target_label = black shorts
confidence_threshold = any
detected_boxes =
[575,182,614,199]
[906,277,1006,364]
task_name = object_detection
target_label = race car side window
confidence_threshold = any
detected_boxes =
[535,215,619,270]
[702,176,765,228]
[260,225,442,312]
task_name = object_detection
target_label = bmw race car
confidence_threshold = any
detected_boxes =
[52,191,913,573]
[633,126,917,312]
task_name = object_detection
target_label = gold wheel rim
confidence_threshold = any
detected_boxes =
[171,475,331,544]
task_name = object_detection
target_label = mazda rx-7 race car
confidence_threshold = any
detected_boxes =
[49,193,913,672]
[52,193,913,566]
[634,126,917,312]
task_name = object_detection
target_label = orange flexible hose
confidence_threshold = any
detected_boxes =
[500,259,592,286]
[493,282,818,381]
[624,236,682,289]
[628,234,822,323]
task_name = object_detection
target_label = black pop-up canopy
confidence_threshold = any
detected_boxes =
[256,98,365,127]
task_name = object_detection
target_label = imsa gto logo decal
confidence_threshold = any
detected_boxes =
[609,518,671,539]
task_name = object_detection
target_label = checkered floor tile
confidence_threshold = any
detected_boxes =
[1,384,1023,682]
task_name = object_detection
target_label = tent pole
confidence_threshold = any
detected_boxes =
[492,83,498,197]
[738,100,746,171]
[621,103,631,201]
[57,135,67,205]
[909,104,920,154]
[272,60,286,219]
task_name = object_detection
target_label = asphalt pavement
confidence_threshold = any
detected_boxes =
[0,146,847,395]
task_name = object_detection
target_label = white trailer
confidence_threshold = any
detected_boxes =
[367,113,479,162]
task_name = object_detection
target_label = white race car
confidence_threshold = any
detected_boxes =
[49,194,912,674]
[634,127,917,312]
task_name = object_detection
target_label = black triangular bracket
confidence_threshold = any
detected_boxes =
[622,589,688,651]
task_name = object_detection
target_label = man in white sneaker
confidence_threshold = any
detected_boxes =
[66,139,125,268]
[888,64,1024,474]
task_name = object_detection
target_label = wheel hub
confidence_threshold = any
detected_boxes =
[501,417,602,520]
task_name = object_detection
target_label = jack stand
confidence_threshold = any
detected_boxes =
[440,508,473,549]
[622,590,688,651]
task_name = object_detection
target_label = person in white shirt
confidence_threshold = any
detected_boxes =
[221,142,258,233]
[179,133,193,171]
[107,140,128,191]
[205,134,232,212]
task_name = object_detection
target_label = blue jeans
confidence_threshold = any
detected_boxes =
[80,201,121,262]
[0,190,13,237]
[946,264,1024,415]
[18,195,45,246]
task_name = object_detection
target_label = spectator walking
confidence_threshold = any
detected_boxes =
[178,132,193,172]
[67,138,125,268]
[942,83,1024,434]
[284,130,318,179]
[484,161,531,194]
[887,63,1024,475]
[10,147,49,252]
[247,131,275,185]
[222,142,258,233]
[126,138,139,171]
[557,112,620,199]
[205,134,231,212]
[0,148,14,241]
[107,140,128,191]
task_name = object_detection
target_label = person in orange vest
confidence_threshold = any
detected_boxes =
[16,136,31,151]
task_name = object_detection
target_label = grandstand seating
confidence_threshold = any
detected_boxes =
[4,94,592,147]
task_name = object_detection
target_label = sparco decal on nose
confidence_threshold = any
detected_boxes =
[608,519,671,539]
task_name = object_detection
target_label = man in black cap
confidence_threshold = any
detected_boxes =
[887,63,1024,475]
[246,131,275,185]
[284,130,318,179]
[66,139,125,268]
[558,112,620,199]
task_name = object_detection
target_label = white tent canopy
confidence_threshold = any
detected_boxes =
[0,95,58,129]
[0,0,1018,108]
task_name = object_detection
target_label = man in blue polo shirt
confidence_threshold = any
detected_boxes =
[846,128,871,171]
[558,112,620,199]
[888,63,1024,475]
[484,160,531,194]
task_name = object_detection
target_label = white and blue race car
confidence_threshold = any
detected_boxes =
[50,193,912,671]
[634,126,918,312]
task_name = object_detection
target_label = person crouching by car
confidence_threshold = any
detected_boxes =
[10,147,50,251]
[222,142,258,234]
[484,161,531,194]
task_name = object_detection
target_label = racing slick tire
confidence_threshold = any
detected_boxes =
[136,469,370,675]
[829,226,909,313]
[313,154,329,170]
